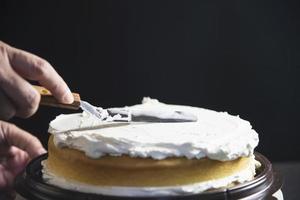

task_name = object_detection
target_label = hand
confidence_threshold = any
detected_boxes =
[0,41,74,120]
[0,41,73,195]
[0,121,46,192]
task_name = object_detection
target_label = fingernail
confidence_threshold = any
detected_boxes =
[62,87,74,104]
[30,147,47,159]
[37,148,47,156]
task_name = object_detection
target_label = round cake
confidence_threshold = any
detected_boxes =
[43,98,259,197]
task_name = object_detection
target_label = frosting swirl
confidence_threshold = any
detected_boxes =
[49,98,259,161]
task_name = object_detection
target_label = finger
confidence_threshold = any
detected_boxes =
[3,147,29,175]
[0,89,16,120]
[0,164,14,190]
[0,146,29,176]
[0,43,40,118]
[0,163,18,190]
[0,147,29,191]
[0,146,28,160]
[0,67,40,118]
[0,121,46,159]
[7,46,74,104]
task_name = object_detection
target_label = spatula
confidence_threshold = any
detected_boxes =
[33,85,197,122]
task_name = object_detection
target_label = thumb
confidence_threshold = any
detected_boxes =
[0,121,46,159]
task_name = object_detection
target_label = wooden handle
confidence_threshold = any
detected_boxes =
[33,85,81,110]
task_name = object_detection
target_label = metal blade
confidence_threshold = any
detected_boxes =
[80,101,109,120]
[131,110,198,122]
[80,101,197,123]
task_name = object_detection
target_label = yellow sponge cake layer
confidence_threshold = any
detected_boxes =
[46,135,252,187]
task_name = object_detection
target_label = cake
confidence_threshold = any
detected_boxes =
[43,98,259,197]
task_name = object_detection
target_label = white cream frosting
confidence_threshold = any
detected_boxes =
[49,98,259,161]
[42,156,258,197]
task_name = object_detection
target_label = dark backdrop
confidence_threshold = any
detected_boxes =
[0,0,299,161]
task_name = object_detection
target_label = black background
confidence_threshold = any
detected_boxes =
[0,0,299,162]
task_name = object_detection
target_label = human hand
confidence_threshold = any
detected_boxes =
[0,41,73,196]
[0,41,74,120]
[0,121,46,193]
